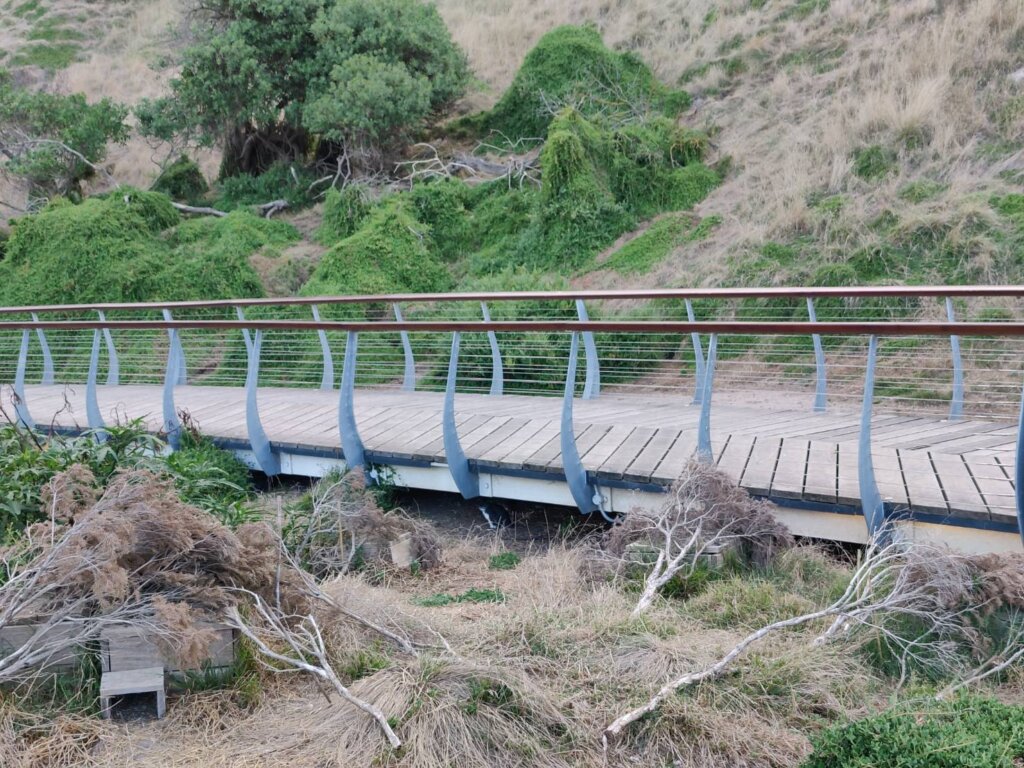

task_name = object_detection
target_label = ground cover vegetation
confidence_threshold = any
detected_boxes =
[0,435,1020,767]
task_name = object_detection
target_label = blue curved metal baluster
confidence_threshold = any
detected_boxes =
[86,327,107,439]
[443,332,480,498]
[858,336,885,539]
[481,302,504,396]
[696,334,718,462]
[162,328,182,451]
[338,331,366,470]
[685,299,706,406]
[946,297,964,421]
[575,300,600,400]
[561,333,600,514]
[806,298,827,413]
[96,310,119,386]
[30,313,54,385]
[393,304,416,392]
[244,329,281,475]
[236,307,253,357]
[1016,379,1024,546]
[13,330,34,430]
[311,305,334,391]
[162,308,187,384]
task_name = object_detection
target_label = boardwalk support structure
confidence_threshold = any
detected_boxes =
[859,336,885,537]
[443,332,480,498]
[947,297,964,421]
[339,331,366,471]
[576,300,600,400]
[13,330,33,430]
[393,304,416,392]
[561,333,600,514]
[244,329,281,476]
[312,305,334,391]
[696,335,718,462]
[807,298,827,413]
[685,299,706,406]
[481,302,504,396]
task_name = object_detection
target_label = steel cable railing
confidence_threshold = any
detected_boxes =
[0,286,1022,544]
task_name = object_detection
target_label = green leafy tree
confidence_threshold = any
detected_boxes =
[0,71,128,200]
[139,0,468,178]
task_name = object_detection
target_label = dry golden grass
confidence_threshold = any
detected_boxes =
[435,0,1024,288]
[4,532,1022,767]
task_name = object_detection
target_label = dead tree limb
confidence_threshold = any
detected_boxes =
[603,536,978,749]
[224,594,401,749]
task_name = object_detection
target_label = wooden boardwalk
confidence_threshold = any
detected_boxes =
[7,383,1018,530]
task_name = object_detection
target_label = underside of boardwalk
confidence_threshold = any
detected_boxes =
[9,383,1019,553]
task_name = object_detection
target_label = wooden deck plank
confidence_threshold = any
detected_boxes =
[715,434,754,485]
[928,452,991,521]
[898,449,948,516]
[624,429,681,483]
[770,439,808,500]
[598,427,657,478]
[803,441,837,504]
[741,436,782,496]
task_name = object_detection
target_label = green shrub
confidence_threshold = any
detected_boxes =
[151,155,209,203]
[408,179,471,261]
[317,184,372,244]
[302,198,452,296]
[804,696,1024,768]
[164,431,257,527]
[0,191,274,307]
[0,72,127,197]
[213,163,317,211]
[415,588,506,607]
[852,144,897,180]
[899,179,947,203]
[477,25,689,140]
[488,552,521,570]
[599,213,720,275]
[686,577,814,629]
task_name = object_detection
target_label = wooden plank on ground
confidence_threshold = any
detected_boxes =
[836,442,860,507]
[898,449,948,516]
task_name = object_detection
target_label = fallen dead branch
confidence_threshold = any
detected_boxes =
[602,535,985,748]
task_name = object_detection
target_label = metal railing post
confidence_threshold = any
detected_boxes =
[697,334,718,461]
[481,302,504,396]
[86,327,106,438]
[244,329,281,475]
[1016,380,1024,546]
[162,328,181,451]
[576,300,600,399]
[946,297,964,421]
[30,313,54,385]
[338,331,366,470]
[13,330,34,430]
[685,299,706,406]
[561,332,601,515]
[162,308,187,385]
[393,304,416,392]
[859,336,885,538]
[312,305,334,391]
[96,310,119,386]
[442,332,480,498]
[807,298,827,412]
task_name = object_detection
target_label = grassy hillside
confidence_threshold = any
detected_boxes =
[3,0,1024,294]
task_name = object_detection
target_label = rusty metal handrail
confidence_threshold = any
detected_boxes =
[0,284,1021,316]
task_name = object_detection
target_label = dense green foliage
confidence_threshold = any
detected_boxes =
[473,25,689,140]
[151,155,209,203]
[803,696,1024,768]
[139,0,468,177]
[317,184,372,243]
[0,422,255,535]
[0,71,127,197]
[0,189,288,306]
[302,197,452,296]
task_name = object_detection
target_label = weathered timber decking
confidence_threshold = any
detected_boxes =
[7,384,1018,528]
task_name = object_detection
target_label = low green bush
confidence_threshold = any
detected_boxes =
[804,696,1024,768]
[151,155,209,204]
[317,184,372,244]
[473,25,689,140]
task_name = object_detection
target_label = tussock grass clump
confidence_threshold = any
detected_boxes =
[335,657,585,767]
